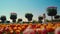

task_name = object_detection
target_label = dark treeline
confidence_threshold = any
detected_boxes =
[0,6,60,24]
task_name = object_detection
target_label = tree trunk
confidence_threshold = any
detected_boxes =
[12,19,16,23]
[51,16,53,23]
[2,20,5,23]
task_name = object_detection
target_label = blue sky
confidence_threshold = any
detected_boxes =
[0,0,60,21]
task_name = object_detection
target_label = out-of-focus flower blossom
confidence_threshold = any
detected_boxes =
[23,25,36,34]
[55,27,60,34]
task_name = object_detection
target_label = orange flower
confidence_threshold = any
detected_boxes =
[13,27,17,30]
[36,24,41,28]
[10,30,14,33]
[15,29,20,34]
[22,26,25,29]
[46,25,54,32]
[17,27,22,31]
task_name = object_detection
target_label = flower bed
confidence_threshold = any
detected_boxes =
[0,23,60,34]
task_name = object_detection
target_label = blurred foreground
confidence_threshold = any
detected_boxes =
[0,22,60,34]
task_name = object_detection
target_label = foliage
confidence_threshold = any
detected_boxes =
[47,6,57,16]
[17,18,22,23]
[0,15,6,23]
[38,16,43,23]
[47,6,57,22]
[54,15,60,19]
[25,13,33,22]
[10,12,17,23]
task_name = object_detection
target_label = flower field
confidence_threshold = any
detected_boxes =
[0,23,60,34]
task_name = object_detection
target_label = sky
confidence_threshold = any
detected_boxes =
[0,0,60,21]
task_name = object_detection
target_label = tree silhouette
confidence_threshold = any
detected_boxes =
[47,6,57,22]
[54,15,60,19]
[25,13,33,22]
[33,20,37,23]
[17,18,22,23]
[38,16,43,23]
[6,21,10,23]
[1,15,6,23]
[10,12,17,23]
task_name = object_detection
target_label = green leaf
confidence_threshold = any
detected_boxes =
[20,32,23,34]
[48,32,54,34]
